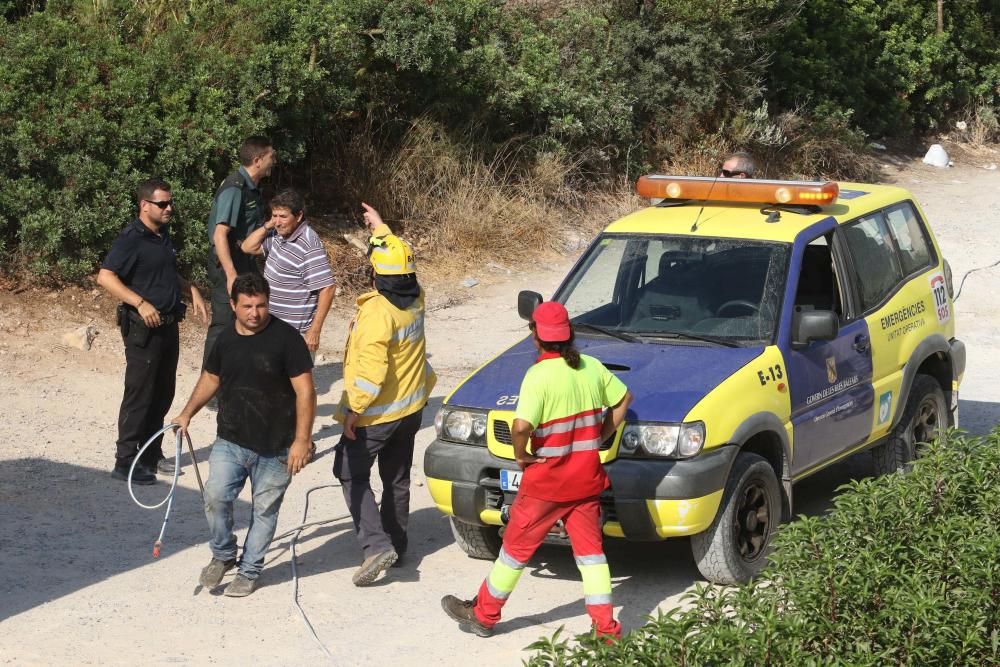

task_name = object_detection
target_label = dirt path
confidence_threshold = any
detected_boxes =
[1,151,998,665]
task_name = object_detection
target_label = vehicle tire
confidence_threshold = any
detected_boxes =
[690,452,781,585]
[449,517,502,560]
[871,374,946,476]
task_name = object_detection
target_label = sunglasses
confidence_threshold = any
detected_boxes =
[145,199,175,210]
[720,169,748,178]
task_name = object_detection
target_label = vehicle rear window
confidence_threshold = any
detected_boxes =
[842,214,905,311]
[884,202,934,276]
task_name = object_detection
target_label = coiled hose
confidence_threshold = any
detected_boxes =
[127,424,205,557]
[127,426,349,662]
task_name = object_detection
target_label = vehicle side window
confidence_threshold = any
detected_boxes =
[884,202,934,275]
[842,213,904,312]
[794,235,844,317]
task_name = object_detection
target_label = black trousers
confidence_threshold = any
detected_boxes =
[333,409,423,559]
[203,257,258,367]
[115,321,179,468]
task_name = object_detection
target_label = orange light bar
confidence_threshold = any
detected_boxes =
[636,175,839,206]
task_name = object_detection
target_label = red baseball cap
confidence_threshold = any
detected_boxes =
[532,301,572,342]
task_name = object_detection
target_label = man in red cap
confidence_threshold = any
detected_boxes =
[441,301,633,639]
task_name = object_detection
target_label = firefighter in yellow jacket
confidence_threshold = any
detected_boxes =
[334,202,436,586]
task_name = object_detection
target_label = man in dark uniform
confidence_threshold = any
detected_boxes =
[97,178,208,484]
[203,136,276,365]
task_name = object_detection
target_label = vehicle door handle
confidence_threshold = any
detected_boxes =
[853,334,870,353]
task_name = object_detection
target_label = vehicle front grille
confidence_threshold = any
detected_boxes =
[493,420,512,445]
[599,495,618,523]
[495,417,615,449]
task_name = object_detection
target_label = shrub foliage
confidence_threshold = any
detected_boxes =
[527,429,1000,666]
[0,0,997,279]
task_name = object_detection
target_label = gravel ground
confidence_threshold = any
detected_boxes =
[1,150,998,665]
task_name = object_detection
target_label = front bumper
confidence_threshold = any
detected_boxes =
[423,439,737,540]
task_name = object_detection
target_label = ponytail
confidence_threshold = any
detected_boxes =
[537,331,581,369]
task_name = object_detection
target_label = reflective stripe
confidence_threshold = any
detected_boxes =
[485,578,510,601]
[373,260,417,272]
[363,386,426,417]
[534,410,602,437]
[574,554,607,567]
[486,558,523,598]
[498,547,526,570]
[371,245,392,255]
[354,377,380,396]
[584,593,612,606]
[579,561,613,596]
[391,313,424,345]
[535,436,603,458]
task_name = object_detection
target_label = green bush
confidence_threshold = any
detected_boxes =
[527,429,1000,666]
[1,1,997,281]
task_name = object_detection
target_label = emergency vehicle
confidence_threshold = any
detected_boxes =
[424,175,965,584]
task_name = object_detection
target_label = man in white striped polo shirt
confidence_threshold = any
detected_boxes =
[241,189,335,352]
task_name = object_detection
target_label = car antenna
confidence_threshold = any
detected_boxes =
[691,172,722,232]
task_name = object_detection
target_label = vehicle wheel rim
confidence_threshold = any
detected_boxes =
[736,481,770,562]
[912,396,942,444]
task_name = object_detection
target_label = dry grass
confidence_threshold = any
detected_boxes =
[313,108,887,299]
[319,118,640,291]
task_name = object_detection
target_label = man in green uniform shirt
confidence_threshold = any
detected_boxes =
[203,136,276,365]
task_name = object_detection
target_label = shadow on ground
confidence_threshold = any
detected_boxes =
[0,457,250,622]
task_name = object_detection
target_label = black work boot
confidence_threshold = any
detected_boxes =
[441,595,494,637]
[156,456,176,475]
[112,464,155,485]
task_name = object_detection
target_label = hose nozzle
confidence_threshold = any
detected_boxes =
[153,540,162,558]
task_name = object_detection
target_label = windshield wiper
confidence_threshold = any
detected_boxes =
[636,331,742,347]
[573,323,639,343]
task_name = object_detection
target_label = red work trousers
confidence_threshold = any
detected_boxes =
[473,492,621,638]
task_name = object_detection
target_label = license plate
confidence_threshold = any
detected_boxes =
[499,469,522,491]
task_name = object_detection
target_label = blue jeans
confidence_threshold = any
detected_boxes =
[204,438,292,580]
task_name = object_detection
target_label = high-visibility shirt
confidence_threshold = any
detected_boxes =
[514,352,628,501]
[335,288,436,427]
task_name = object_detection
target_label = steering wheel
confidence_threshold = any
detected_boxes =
[716,300,760,317]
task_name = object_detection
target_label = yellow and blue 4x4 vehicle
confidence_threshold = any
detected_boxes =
[424,176,965,584]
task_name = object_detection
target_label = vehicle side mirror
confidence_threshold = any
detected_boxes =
[791,310,839,348]
[518,290,543,321]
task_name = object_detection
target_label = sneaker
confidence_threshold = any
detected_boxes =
[441,595,494,637]
[199,558,237,587]
[352,550,398,586]
[111,465,155,485]
[156,457,176,475]
[223,574,257,597]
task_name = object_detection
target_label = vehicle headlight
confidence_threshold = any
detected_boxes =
[620,421,705,458]
[435,407,488,445]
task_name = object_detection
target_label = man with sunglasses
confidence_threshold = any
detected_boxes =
[720,151,758,179]
[97,178,208,484]
[203,136,276,366]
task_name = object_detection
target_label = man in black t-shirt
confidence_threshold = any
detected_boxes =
[172,273,315,597]
[97,178,207,484]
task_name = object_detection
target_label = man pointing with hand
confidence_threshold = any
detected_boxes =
[171,272,316,597]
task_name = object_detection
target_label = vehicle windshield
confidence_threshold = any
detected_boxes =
[555,234,790,345]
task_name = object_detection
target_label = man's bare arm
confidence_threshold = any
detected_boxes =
[601,390,633,442]
[97,268,161,328]
[170,371,221,435]
[512,418,540,470]
[287,371,317,474]
[212,224,238,292]
[240,219,275,256]
[303,285,335,353]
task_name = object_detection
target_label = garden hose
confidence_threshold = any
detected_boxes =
[127,424,205,557]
